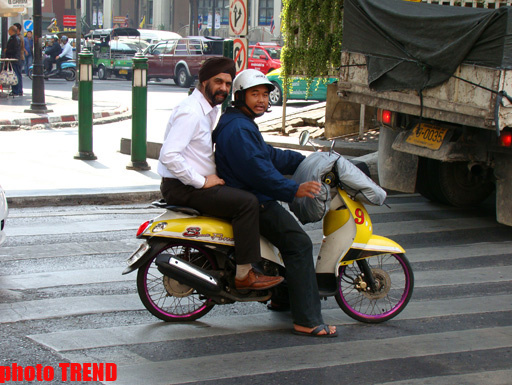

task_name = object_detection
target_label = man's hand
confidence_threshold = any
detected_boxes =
[295,181,321,198]
[202,174,225,189]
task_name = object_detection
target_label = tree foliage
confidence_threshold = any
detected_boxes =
[280,0,344,93]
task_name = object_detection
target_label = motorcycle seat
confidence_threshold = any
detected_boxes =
[151,199,201,216]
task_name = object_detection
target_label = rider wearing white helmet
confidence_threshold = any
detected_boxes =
[231,69,275,117]
[55,35,73,73]
[212,69,338,338]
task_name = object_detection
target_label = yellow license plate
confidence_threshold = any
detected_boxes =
[406,123,448,150]
[119,69,128,74]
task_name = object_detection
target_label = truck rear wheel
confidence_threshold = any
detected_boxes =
[419,158,494,207]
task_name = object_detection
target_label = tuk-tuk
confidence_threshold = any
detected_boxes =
[90,27,142,80]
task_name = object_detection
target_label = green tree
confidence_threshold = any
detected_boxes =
[281,0,343,94]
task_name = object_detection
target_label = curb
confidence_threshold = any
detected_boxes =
[0,106,131,130]
[6,190,161,208]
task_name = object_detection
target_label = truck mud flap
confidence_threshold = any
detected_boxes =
[378,126,418,193]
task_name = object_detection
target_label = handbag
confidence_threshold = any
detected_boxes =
[0,62,18,86]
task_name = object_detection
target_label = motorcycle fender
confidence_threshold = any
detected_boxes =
[260,237,284,267]
[122,240,169,275]
[352,234,405,255]
[145,216,235,246]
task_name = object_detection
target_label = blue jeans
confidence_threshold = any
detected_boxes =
[259,201,324,328]
[24,55,32,75]
[11,61,22,95]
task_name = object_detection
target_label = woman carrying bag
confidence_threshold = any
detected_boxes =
[4,25,22,96]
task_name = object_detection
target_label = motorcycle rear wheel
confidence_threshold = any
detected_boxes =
[65,67,76,81]
[136,241,217,322]
[335,253,414,323]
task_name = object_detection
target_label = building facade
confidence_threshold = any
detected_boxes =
[28,0,282,43]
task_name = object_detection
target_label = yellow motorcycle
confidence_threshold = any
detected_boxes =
[123,134,414,323]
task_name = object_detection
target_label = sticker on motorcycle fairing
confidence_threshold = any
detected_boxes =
[152,222,167,233]
[183,226,234,243]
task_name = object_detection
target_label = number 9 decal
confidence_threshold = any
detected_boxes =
[354,208,365,225]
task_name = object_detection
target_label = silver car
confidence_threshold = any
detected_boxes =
[0,185,7,246]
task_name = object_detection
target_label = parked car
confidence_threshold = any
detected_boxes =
[267,67,337,105]
[138,29,181,44]
[0,185,7,246]
[86,29,182,45]
[145,36,225,87]
[117,37,150,53]
[248,43,281,74]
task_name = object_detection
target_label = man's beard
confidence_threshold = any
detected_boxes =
[205,82,228,106]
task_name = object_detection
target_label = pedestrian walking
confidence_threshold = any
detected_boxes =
[4,25,23,96]
[13,23,24,93]
[24,31,34,76]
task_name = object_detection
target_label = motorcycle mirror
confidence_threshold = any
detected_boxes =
[299,131,310,147]
[330,139,336,156]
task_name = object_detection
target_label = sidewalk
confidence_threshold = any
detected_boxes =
[0,88,378,208]
[0,87,129,129]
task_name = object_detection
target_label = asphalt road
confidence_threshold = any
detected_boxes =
[1,193,511,385]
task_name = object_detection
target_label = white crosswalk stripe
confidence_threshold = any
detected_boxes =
[2,196,511,385]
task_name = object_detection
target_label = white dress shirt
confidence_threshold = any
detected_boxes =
[157,89,219,189]
[60,42,73,59]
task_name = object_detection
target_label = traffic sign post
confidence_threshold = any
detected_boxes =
[233,38,248,75]
[229,0,248,36]
[24,20,33,32]
[229,0,248,77]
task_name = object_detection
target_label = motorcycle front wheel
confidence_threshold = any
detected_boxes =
[136,241,217,322]
[335,253,414,323]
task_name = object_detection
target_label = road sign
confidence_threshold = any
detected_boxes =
[229,0,247,36]
[23,20,33,32]
[113,16,126,24]
[233,38,248,75]
[63,15,76,27]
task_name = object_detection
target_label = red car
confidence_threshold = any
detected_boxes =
[247,43,281,74]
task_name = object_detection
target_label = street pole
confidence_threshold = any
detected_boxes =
[211,0,216,36]
[74,49,97,160]
[127,53,150,170]
[25,0,51,113]
[72,0,82,101]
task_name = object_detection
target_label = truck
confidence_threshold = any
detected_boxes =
[335,0,512,226]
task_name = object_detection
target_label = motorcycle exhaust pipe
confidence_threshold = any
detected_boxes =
[155,255,222,295]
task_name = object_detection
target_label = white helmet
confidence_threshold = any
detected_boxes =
[233,69,275,94]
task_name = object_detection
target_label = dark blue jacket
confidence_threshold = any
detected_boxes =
[212,107,305,203]
[44,42,62,59]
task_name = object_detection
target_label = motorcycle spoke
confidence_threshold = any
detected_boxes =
[336,253,414,323]
[137,242,218,322]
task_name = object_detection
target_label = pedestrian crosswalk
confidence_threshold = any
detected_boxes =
[1,196,511,385]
